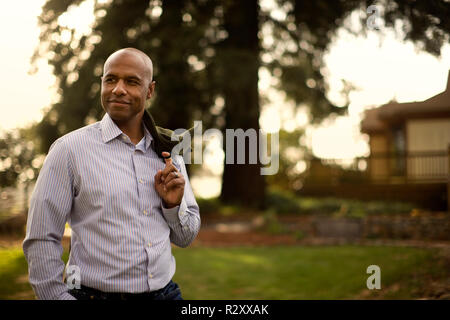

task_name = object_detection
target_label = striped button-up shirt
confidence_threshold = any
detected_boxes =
[23,113,200,300]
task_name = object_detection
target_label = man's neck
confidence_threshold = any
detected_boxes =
[114,119,144,145]
[127,130,144,145]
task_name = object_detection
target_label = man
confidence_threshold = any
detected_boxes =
[23,48,200,300]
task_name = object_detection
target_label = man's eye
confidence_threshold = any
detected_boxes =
[104,78,115,83]
[127,80,139,85]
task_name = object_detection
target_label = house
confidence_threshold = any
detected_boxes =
[361,70,450,183]
[299,71,449,211]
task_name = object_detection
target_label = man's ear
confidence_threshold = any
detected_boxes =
[147,81,156,99]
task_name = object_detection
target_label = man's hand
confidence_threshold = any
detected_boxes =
[154,152,185,208]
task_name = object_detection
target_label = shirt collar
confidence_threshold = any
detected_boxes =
[100,113,154,150]
[100,113,123,143]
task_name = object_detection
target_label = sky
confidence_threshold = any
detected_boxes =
[1,1,449,198]
[0,1,54,132]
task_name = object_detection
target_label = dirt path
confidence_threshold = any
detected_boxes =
[194,228,450,249]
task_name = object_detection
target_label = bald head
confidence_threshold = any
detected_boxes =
[101,47,156,131]
[104,47,154,83]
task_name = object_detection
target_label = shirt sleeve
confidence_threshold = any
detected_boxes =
[22,138,76,300]
[161,155,201,248]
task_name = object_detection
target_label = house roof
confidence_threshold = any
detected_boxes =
[360,107,389,133]
[361,70,450,133]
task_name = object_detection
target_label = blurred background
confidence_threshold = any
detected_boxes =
[0,0,449,300]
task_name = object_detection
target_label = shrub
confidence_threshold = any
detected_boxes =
[196,197,222,215]
[264,189,302,214]
[197,197,243,216]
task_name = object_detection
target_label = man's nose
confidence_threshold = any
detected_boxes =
[112,79,127,95]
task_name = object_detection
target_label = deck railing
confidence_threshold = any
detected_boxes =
[302,150,449,184]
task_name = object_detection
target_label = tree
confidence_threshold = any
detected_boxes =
[32,0,220,153]
[217,0,266,205]
[0,128,44,211]
[32,0,450,207]
[265,128,307,191]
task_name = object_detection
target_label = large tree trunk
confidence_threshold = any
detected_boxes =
[154,0,191,131]
[153,1,194,175]
[219,0,266,207]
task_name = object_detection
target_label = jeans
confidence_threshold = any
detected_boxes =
[68,280,183,300]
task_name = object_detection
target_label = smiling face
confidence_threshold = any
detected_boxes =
[101,49,155,128]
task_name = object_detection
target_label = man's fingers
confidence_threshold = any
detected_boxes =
[154,170,163,184]
[162,152,172,165]
[159,152,183,189]
[161,164,179,181]
[162,171,178,184]
[156,152,185,200]
[165,177,184,190]
[160,152,177,180]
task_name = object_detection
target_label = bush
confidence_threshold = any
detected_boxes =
[264,189,302,214]
[264,187,416,217]
[298,197,342,215]
[262,210,289,234]
[196,197,222,215]
[197,189,416,218]
[297,197,415,217]
[197,197,243,216]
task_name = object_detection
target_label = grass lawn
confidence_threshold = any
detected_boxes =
[0,247,69,300]
[171,246,447,299]
[0,245,446,299]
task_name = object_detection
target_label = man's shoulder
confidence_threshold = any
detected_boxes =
[53,122,101,149]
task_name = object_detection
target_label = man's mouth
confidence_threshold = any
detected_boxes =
[108,100,131,105]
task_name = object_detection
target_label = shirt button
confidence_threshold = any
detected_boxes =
[180,211,185,216]
[139,179,144,184]
[143,210,148,215]
[147,242,152,247]
[149,274,153,278]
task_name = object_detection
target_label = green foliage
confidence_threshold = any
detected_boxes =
[298,197,415,218]
[33,0,450,150]
[266,129,307,191]
[199,188,416,218]
[32,0,222,153]
[196,197,222,215]
[0,128,43,189]
[218,204,242,216]
[32,0,450,205]
[264,187,415,217]
[298,197,342,215]
[262,210,289,235]
[197,197,243,217]
[265,188,303,214]
[294,230,305,241]
[197,190,417,240]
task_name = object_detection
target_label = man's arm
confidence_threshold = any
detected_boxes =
[161,155,200,247]
[22,138,76,300]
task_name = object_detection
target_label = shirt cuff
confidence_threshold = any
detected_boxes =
[162,198,188,224]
